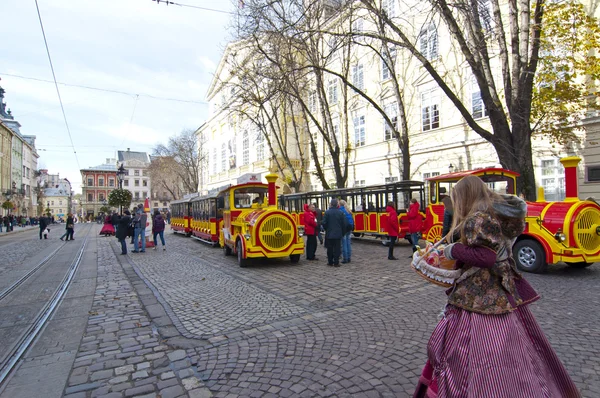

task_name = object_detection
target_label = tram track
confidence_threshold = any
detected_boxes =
[0,224,93,390]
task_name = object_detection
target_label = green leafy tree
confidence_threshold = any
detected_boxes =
[108,189,132,210]
[531,0,600,142]
[2,200,13,210]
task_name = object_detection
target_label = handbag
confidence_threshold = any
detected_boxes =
[411,237,461,287]
[67,223,74,228]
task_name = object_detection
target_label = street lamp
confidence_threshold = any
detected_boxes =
[448,164,455,173]
[116,163,126,214]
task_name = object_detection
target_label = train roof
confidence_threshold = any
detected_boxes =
[170,195,197,204]
[426,167,520,181]
[282,180,424,199]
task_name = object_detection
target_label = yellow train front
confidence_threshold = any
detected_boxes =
[219,173,305,267]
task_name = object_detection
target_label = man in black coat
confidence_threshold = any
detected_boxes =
[313,202,324,245]
[321,198,348,267]
[111,211,119,231]
[39,216,48,240]
[116,210,132,255]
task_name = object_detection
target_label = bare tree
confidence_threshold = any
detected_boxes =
[153,129,204,195]
[148,156,184,199]
[358,0,548,199]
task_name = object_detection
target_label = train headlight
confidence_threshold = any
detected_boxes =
[596,226,600,236]
[244,232,251,240]
[297,226,304,237]
[554,228,566,242]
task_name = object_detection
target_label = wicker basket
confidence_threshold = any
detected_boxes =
[411,240,461,288]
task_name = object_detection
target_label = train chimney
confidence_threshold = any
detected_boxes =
[265,173,278,206]
[559,156,581,202]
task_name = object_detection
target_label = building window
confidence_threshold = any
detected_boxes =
[221,143,227,171]
[353,114,366,147]
[135,180,140,187]
[99,178,104,187]
[87,178,93,186]
[51,201,54,205]
[143,180,147,187]
[59,209,62,213]
[88,193,93,202]
[540,159,565,201]
[382,0,395,17]
[385,176,399,183]
[109,179,115,187]
[212,148,217,174]
[59,200,63,205]
[478,0,493,33]
[256,134,264,161]
[352,18,363,34]
[308,91,317,113]
[135,192,140,199]
[243,131,249,166]
[354,180,366,187]
[328,79,338,105]
[99,194,105,201]
[154,202,159,208]
[471,77,489,118]
[419,24,438,61]
[143,170,148,176]
[124,180,129,187]
[352,64,364,90]
[421,90,440,131]
[134,170,140,176]
[143,191,147,198]
[384,102,398,140]
[587,165,600,182]
[381,46,396,80]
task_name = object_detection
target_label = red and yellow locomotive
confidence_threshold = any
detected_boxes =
[218,173,305,267]
[424,157,600,273]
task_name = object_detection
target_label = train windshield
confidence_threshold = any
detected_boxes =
[431,174,516,204]
[233,187,269,209]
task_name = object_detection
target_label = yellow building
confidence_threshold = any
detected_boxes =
[0,121,13,209]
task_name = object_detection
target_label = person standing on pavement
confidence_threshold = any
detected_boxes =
[116,210,132,255]
[313,202,324,245]
[166,210,171,225]
[39,215,48,239]
[111,211,119,231]
[65,213,75,241]
[385,201,399,260]
[132,204,147,253]
[413,176,579,398]
[339,200,354,264]
[407,198,422,254]
[152,210,167,250]
[321,199,347,267]
[303,203,318,260]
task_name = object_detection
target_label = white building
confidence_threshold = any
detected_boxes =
[117,149,151,207]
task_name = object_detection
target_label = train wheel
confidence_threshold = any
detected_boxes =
[568,262,593,269]
[426,225,442,243]
[237,240,248,268]
[223,242,232,256]
[290,254,300,263]
[513,240,547,273]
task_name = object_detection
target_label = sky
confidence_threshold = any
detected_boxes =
[0,0,236,194]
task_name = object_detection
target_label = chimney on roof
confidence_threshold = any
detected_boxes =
[127,148,130,152]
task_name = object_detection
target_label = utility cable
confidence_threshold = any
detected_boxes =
[0,72,208,105]
[119,94,140,148]
[150,0,234,14]
[34,0,81,170]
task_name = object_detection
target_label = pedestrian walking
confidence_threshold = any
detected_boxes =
[111,211,119,231]
[166,210,171,225]
[152,210,167,250]
[339,200,354,264]
[65,213,75,241]
[407,198,422,253]
[413,175,579,398]
[303,203,318,260]
[321,199,347,267]
[132,204,147,253]
[313,203,323,245]
[385,201,399,260]
[100,214,115,236]
[116,210,132,255]
[39,216,48,240]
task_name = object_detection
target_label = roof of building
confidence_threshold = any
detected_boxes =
[118,150,149,163]
[44,187,71,197]
[81,163,117,172]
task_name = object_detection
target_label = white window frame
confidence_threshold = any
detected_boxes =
[353,114,366,147]
[382,0,395,17]
[384,102,398,140]
[212,148,217,174]
[381,45,397,81]
[256,133,265,161]
[421,89,440,131]
[308,91,317,113]
[419,24,438,61]
[352,64,364,90]
[221,143,227,172]
[540,158,566,201]
[471,77,489,119]
[328,79,338,105]
[242,131,249,166]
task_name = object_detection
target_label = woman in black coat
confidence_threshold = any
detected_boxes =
[116,210,131,255]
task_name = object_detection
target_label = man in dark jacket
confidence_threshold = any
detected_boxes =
[313,202,324,245]
[111,211,119,230]
[39,216,48,240]
[321,199,348,267]
[116,210,132,255]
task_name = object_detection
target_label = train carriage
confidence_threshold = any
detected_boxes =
[169,195,195,236]
[219,173,305,267]
[189,191,225,246]
[424,157,600,273]
[280,181,426,242]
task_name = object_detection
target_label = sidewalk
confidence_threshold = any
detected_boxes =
[0,224,38,236]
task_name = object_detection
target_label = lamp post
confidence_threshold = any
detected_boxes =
[116,163,126,214]
[448,164,455,174]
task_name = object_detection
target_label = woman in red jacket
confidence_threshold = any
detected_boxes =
[407,198,422,253]
[304,203,318,260]
[386,201,399,260]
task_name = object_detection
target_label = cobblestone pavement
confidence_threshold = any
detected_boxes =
[112,232,599,397]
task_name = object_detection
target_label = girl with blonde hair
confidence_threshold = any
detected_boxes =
[414,176,579,398]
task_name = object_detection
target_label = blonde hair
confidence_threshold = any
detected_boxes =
[449,175,501,243]
[339,199,347,207]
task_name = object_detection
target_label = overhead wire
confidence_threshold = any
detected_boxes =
[34,0,81,170]
[0,72,208,105]
[150,0,234,15]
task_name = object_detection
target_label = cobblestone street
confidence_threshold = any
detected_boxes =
[2,226,599,398]
[94,229,600,397]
